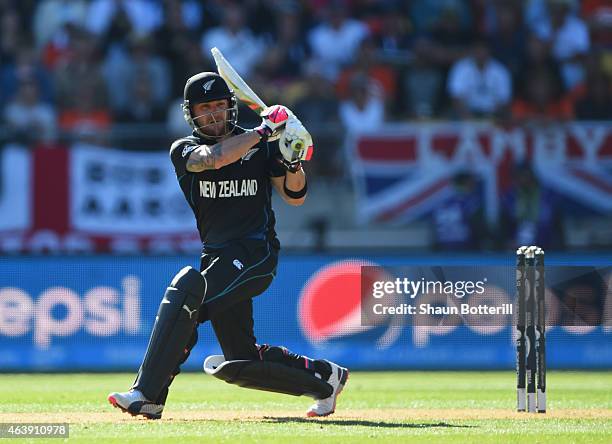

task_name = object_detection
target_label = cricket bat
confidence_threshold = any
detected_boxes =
[210,47,267,115]
[210,47,313,162]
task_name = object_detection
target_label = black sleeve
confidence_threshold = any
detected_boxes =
[266,140,286,178]
[169,138,199,176]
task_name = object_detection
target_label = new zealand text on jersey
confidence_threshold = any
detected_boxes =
[199,179,258,198]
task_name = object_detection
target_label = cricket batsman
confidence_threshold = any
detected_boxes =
[108,72,348,419]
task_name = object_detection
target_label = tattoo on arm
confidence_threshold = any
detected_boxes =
[185,132,260,172]
[186,145,221,172]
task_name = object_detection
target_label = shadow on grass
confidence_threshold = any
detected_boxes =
[262,417,475,429]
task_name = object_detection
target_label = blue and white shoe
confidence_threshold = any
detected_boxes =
[306,360,349,417]
[107,389,164,420]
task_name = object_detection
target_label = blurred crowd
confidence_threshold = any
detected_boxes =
[1,0,611,150]
[430,166,567,251]
[0,0,609,250]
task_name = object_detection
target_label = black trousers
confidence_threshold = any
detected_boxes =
[200,239,278,360]
[154,239,278,404]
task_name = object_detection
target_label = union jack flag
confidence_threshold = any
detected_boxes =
[348,123,612,225]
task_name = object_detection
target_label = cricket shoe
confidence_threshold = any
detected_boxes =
[107,389,164,419]
[306,360,349,417]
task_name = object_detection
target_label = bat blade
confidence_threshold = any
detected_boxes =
[211,47,267,114]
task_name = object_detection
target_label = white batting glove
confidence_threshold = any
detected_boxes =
[278,115,313,172]
[254,105,291,142]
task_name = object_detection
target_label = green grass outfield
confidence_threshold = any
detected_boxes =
[0,371,610,443]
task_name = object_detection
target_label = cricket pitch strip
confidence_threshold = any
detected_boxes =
[3,408,611,424]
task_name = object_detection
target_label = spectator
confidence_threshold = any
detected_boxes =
[293,63,339,130]
[412,3,475,70]
[373,6,415,61]
[0,8,24,65]
[154,0,205,95]
[336,38,397,103]
[408,3,477,117]
[486,2,527,78]
[39,21,83,70]
[0,48,54,107]
[32,0,88,49]
[198,0,227,30]
[169,0,203,31]
[431,172,487,251]
[403,55,444,118]
[339,72,384,135]
[292,63,341,177]
[2,1,38,32]
[201,3,263,79]
[525,0,555,30]
[154,0,190,56]
[54,28,107,111]
[408,0,472,35]
[58,82,111,144]
[116,73,166,124]
[500,164,565,250]
[103,34,171,114]
[168,39,215,99]
[247,0,283,37]
[511,67,573,123]
[582,0,612,50]
[258,10,309,82]
[86,0,163,41]
[3,76,56,144]
[446,40,512,119]
[531,0,590,89]
[308,2,369,81]
[574,72,612,120]
[515,34,566,101]
[516,34,564,82]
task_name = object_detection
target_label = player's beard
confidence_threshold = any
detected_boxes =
[195,113,228,139]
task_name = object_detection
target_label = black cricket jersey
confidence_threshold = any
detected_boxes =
[170,128,286,250]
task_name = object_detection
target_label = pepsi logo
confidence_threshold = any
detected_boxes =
[298,260,390,343]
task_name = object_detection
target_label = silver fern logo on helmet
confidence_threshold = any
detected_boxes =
[202,79,215,92]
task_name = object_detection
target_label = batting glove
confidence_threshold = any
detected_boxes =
[254,105,291,142]
[278,114,313,172]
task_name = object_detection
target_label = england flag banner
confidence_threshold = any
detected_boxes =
[70,144,195,235]
[0,146,32,232]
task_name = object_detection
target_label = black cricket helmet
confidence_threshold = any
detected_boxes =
[182,72,238,138]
